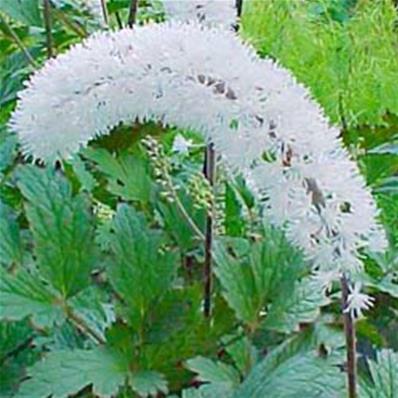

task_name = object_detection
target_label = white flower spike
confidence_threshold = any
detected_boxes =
[9,22,386,282]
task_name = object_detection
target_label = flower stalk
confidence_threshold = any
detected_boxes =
[203,143,215,318]
[127,0,138,28]
[341,274,357,398]
[43,0,54,58]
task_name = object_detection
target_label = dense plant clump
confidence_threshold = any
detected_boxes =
[0,1,397,397]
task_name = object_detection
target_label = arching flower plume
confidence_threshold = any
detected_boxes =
[9,22,386,292]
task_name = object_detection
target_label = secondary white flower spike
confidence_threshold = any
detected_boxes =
[344,283,375,318]
[9,22,386,294]
[163,0,237,28]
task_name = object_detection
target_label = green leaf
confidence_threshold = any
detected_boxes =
[0,201,23,268]
[16,165,97,298]
[263,276,330,334]
[106,204,177,326]
[186,356,240,386]
[221,334,258,376]
[360,349,398,397]
[0,132,18,173]
[214,227,305,328]
[224,183,245,237]
[83,147,152,204]
[15,348,128,398]
[0,321,37,398]
[129,371,168,397]
[368,138,398,155]
[68,154,97,193]
[0,0,42,26]
[0,268,62,328]
[234,350,345,398]
[181,385,233,398]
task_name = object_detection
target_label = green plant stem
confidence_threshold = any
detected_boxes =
[127,0,138,28]
[52,8,87,38]
[166,176,205,241]
[341,274,357,398]
[43,0,54,58]
[65,306,105,345]
[0,14,38,68]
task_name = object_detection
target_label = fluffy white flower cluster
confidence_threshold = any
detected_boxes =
[9,22,386,292]
[162,0,237,28]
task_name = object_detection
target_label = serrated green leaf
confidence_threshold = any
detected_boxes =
[263,276,330,334]
[186,356,240,386]
[0,321,37,398]
[15,348,128,398]
[221,334,258,376]
[0,0,42,26]
[83,147,152,204]
[360,349,398,397]
[181,384,234,398]
[234,350,345,398]
[106,204,177,326]
[0,268,63,328]
[129,371,168,397]
[0,201,23,268]
[368,139,398,155]
[0,132,18,173]
[224,183,245,237]
[69,154,97,193]
[213,227,305,328]
[16,165,97,298]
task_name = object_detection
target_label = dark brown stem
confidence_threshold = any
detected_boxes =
[341,274,357,398]
[43,0,54,58]
[100,0,109,26]
[127,0,139,28]
[203,143,215,318]
[115,11,123,29]
[236,0,244,18]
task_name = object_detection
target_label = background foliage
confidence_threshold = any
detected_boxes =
[0,0,397,397]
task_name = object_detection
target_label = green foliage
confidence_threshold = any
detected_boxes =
[0,0,42,27]
[214,227,309,329]
[263,276,330,334]
[105,204,177,326]
[15,348,128,398]
[242,0,398,128]
[0,202,23,268]
[234,350,345,398]
[0,267,63,328]
[360,349,398,397]
[16,165,97,298]
[83,147,153,205]
[185,356,240,387]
